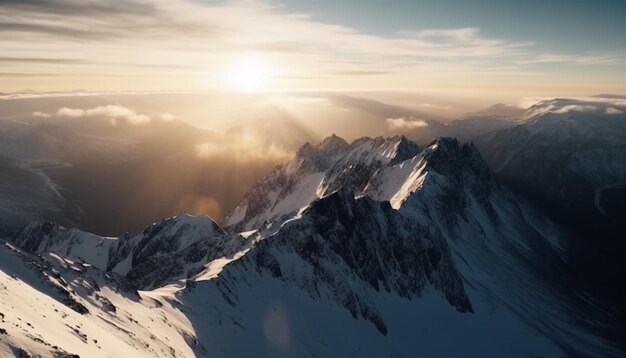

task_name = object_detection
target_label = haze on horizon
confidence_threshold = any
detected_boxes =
[1,0,625,100]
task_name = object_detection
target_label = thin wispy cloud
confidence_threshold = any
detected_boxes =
[552,105,597,114]
[0,0,623,92]
[524,53,622,65]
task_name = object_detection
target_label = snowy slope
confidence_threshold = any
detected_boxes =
[12,213,244,290]
[391,138,622,356]
[0,241,197,358]
[473,97,626,296]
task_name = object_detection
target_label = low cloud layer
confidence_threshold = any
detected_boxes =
[386,117,430,130]
[33,104,160,124]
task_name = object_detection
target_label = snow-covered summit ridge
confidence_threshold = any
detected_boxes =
[293,134,419,172]
[134,212,226,250]
[12,221,116,270]
[224,134,486,232]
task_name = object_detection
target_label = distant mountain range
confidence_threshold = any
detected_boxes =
[474,97,626,313]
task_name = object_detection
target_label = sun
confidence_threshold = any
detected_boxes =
[223,58,274,92]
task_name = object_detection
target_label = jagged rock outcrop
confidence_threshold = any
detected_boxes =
[12,214,244,290]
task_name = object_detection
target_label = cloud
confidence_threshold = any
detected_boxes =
[1,0,622,92]
[57,107,85,117]
[521,97,626,119]
[0,56,83,64]
[84,104,133,117]
[386,117,429,130]
[523,53,622,65]
[0,0,156,16]
[0,22,115,40]
[159,112,175,121]
[327,69,392,76]
[0,72,73,78]
[45,104,152,124]
[416,28,483,43]
[32,111,51,118]
[551,105,597,114]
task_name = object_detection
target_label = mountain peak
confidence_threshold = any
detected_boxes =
[425,136,485,161]
[420,137,490,180]
[388,134,420,166]
[422,136,462,162]
[295,141,315,157]
[427,136,459,150]
[316,133,350,155]
[172,212,220,227]
[143,212,226,240]
[319,133,348,146]
[292,134,351,172]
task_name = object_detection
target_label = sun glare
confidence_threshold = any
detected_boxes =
[224,58,274,92]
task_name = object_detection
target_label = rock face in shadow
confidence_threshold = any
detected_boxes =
[474,98,626,314]
[242,190,473,335]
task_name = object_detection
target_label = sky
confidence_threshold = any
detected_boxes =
[0,0,625,97]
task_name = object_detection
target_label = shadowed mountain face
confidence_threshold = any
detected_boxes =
[476,99,626,244]
[474,98,626,305]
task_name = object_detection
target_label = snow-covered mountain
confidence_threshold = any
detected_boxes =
[179,189,621,357]
[477,98,626,220]
[477,98,626,208]
[11,213,244,290]
[474,97,626,299]
[1,134,624,357]
[224,134,421,232]
[217,134,623,356]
